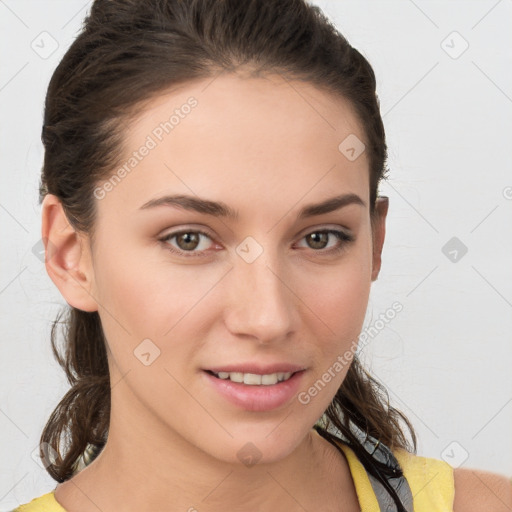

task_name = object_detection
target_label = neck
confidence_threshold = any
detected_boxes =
[55,428,350,511]
[54,376,352,511]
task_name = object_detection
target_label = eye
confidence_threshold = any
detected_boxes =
[295,229,354,255]
[159,229,216,257]
[158,227,355,258]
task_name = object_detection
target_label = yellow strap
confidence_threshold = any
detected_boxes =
[394,448,455,511]
[14,490,66,512]
[335,440,455,511]
[335,441,381,512]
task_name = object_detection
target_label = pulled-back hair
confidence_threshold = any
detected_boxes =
[39,1,416,509]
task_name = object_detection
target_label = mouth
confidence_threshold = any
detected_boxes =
[204,369,298,386]
[202,368,307,411]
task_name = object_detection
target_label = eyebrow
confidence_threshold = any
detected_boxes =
[138,192,366,220]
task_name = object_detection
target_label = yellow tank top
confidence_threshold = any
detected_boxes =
[10,441,454,511]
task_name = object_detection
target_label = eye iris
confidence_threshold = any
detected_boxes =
[307,232,328,249]
[177,232,200,250]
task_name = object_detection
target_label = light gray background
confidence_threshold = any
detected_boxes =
[1,0,511,508]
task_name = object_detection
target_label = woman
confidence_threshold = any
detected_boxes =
[12,0,511,511]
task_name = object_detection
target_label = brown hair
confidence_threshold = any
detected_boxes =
[39,0,416,509]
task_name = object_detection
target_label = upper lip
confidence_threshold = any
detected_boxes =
[205,363,307,375]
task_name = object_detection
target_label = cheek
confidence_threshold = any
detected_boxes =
[311,266,370,316]
[295,265,371,412]
[301,249,373,368]
[313,277,370,373]
[92,233,177,320]
[307,253,372,329]
[92,243,225,352]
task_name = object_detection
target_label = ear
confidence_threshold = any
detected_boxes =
[41,194,98,312]
[371,196,389,282]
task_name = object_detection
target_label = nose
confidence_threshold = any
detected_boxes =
[223,249,297,344]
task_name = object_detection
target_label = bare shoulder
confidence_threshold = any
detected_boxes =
[453,467,512,512]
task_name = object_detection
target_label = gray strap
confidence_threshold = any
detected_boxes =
[361,435,415,512]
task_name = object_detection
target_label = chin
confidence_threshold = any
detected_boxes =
[200,425,311,467]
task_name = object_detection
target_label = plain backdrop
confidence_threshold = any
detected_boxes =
[1,0,511,508]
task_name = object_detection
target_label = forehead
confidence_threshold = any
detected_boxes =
[97,72,370,219]
[126,72,365,148]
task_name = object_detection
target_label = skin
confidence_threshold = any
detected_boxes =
[41,71,511,511]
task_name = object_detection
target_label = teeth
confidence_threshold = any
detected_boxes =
[244,373,262,385]
[261,373,278,385]
[213,371,293,385]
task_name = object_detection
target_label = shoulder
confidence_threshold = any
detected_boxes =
[453,467,512,512]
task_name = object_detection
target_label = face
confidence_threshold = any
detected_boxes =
[57,72,386,465]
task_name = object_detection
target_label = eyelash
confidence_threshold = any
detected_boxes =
[158,228,355,258]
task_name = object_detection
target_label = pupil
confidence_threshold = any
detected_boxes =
[309,232,327,249]
[179,233,199,250]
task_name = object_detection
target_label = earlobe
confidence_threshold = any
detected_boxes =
[41,194,98,312]
[371,196,389,282]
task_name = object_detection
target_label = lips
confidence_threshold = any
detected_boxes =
[203,368,306,411]
[205,363,306,374]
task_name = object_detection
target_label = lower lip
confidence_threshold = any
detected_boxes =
[203,370,306,412]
